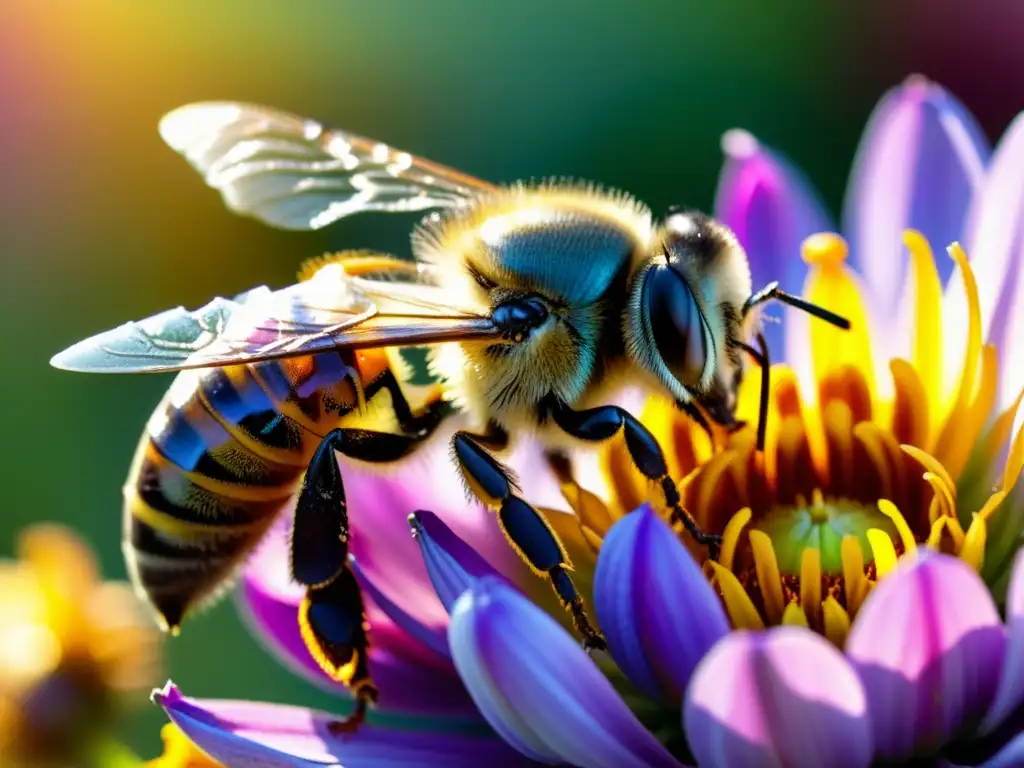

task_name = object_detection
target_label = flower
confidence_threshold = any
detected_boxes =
[0,524,162,767]
[714,73,1024,418]
[151,79,1024,766]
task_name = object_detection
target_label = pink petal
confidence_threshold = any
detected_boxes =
[683,627,872,768]
[238,517,477,718]
[154,682,527,767]
[713,127,832,360]
[844,76,988,340]
[846,552,1006,760]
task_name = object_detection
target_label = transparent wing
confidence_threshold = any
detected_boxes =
[51,264,498,374]
[159,102,497,230]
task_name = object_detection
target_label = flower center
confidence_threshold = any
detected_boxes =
[755,491,897,575]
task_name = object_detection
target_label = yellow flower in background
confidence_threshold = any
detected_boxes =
[0,524,162,767]
[147,724,221,768]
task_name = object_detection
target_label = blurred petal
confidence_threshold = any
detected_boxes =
[238,518,479,718]
[449,576,682,768]
[979,732,1024,768]
[410,510,508,613]
[683,627,872,768]
[594,506,728,701]
[982,548,1024,733]
[714,128,832,356]
[846,552,1005,760]
[350,558,449,660]
[844,77,989,323]
[945,111,1024,412]
[154,683,526,767]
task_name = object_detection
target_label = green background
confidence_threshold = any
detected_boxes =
[1,0,1020,758]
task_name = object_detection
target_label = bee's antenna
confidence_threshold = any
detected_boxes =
[743,281,851,330]
[737,334,770,452]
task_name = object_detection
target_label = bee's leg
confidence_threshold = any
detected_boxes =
[546,398,723,557]
[374,368,453,436]
[291,425,438,733]
[451,429,607,652]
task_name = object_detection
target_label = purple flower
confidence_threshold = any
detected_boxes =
[155,496,1024,766]
[713,75,1024,414]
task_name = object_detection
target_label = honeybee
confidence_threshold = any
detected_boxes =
[51,103,849,729]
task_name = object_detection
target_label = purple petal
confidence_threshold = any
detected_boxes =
[714,128,833,356]
[684,627,872,768]
[949,111,1024,412]
[979,732,1024,768]
[238,520,479,719]
[350,558,450,660]
[845,552,1006,761]
[410,510,509,613]
[982,548,1024,733]
[154,682,527,767]
[843,76,989,321]
[594,506,728,702]
[341,424,532,630]
[449,576,683,768]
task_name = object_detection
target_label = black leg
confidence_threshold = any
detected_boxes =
[451,428,606,652]
[546,397,722,557]
[370,368,453,436]
[291,424,439,732]
[737,333,770,452]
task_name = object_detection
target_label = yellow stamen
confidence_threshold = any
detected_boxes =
[802,233,875,402]
[941,345,999,480]
[694,450,738,522]
[561,483,615,539]
[147,723,222,767]
[800,548,822,628]
[705,562,765,630]
[841,535,867,615]
[782,602,810,627]
[934,243,982,458]
[748,530,785,624]
[985,390,1024,469]
[960,513,987,571]
[923,472,956,520]
[822,400,855,491]
[867,529,898,578]
[719,507,752,571]
[854,423,894,501]
[901,445,956,499]
[890,359,931,448]
[1004,412,1024,493]
[877,499,917,556]
[822,597,852,648]
[903,230,943,429]
[979,491,1008,522]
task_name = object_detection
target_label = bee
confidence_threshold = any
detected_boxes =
[51,103,849,730]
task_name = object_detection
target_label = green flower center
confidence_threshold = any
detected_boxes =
[756,496,898,575]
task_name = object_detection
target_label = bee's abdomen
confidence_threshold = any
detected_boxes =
[124,351,371,630]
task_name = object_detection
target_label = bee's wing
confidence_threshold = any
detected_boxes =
[159,102,497,230]
[51,265,499,374]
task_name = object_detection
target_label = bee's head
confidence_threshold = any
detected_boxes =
[625,209,751,425]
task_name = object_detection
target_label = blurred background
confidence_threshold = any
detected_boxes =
[2,0,1022,758]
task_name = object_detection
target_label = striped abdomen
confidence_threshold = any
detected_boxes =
[123,348,391,631]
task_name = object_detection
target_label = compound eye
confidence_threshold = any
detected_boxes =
[641,264,708,389]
